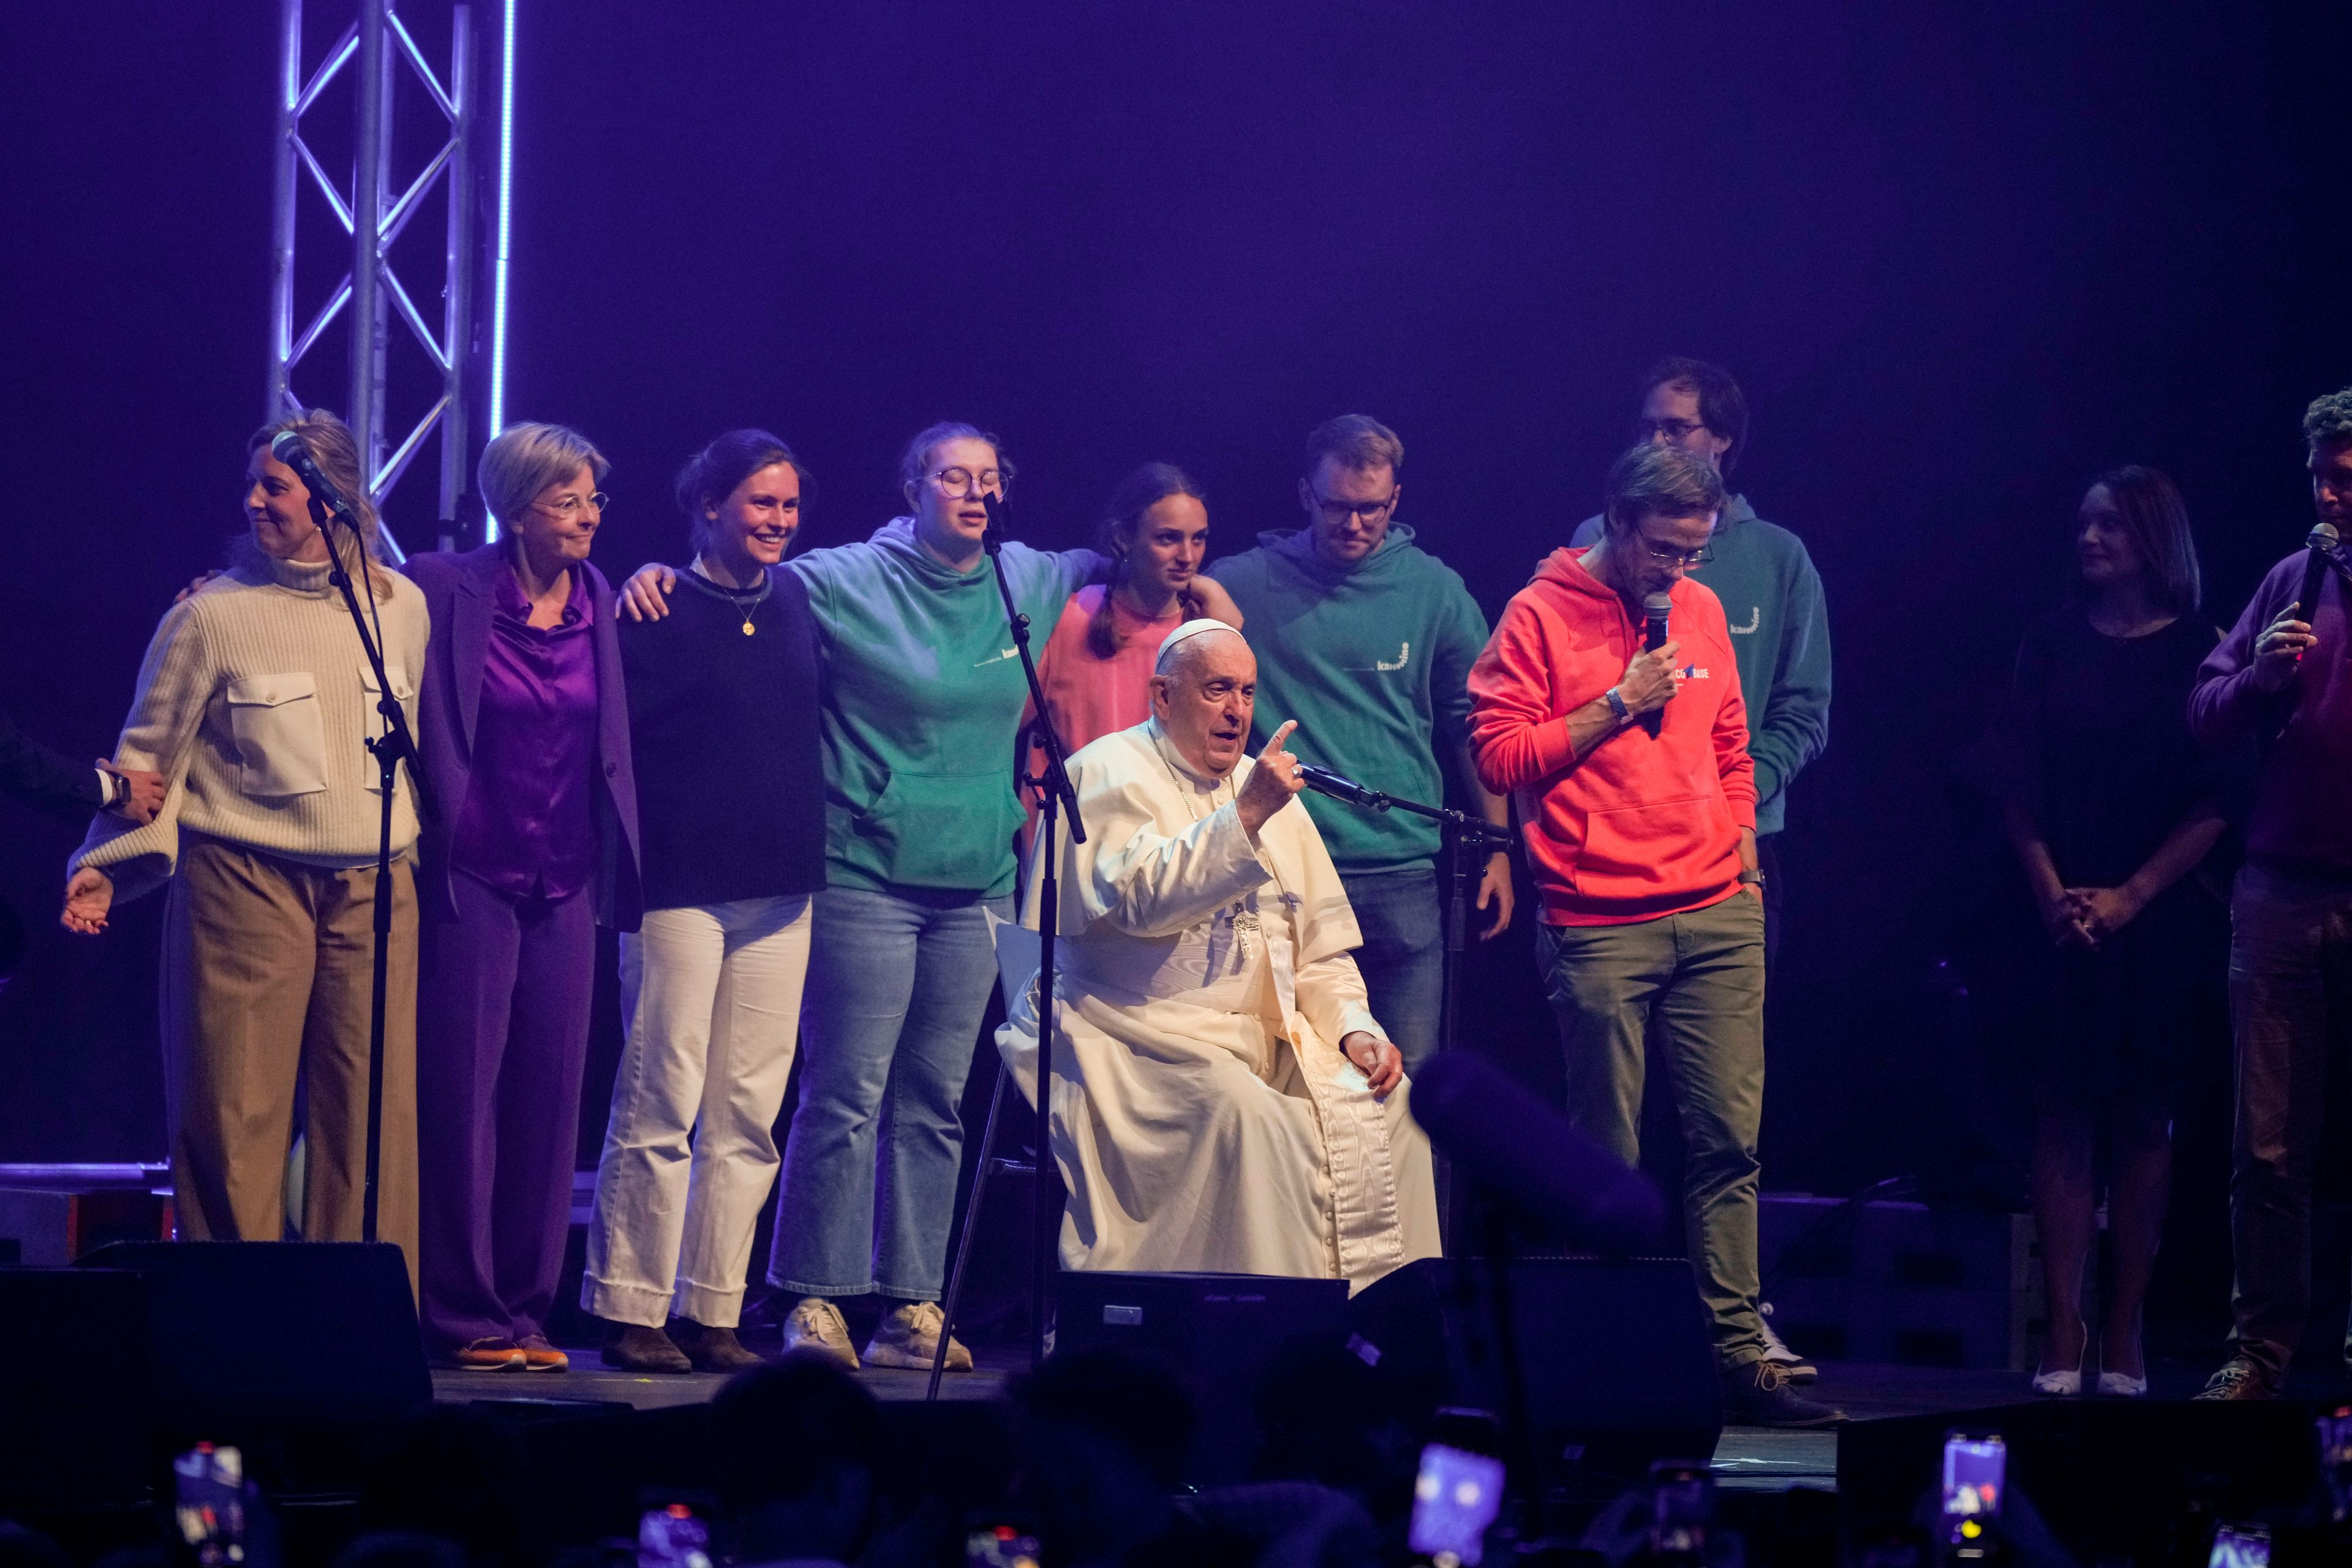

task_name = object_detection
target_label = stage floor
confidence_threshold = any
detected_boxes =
[432,1354,2120,1495]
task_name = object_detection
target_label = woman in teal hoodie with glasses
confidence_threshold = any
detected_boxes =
[619,421,1240,1371]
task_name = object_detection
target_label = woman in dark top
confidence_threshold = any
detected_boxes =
[582,430,824,1373]
[1998,466,2231,1398]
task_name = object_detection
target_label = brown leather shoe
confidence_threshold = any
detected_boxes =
[2194,1357,2277,1401]
[448,1336,527,1371]
[672,1320,766,1373]
[516,1333,570,1373]
[602,1322,693,1373]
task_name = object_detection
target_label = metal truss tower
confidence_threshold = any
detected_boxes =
[266,0,515,556]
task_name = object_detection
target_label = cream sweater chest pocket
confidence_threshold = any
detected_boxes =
[224,672,329,798]
[357,662,417,794]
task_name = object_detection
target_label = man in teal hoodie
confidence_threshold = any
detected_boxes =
[1572,358,1832,965]
[1205,415,1514,1078]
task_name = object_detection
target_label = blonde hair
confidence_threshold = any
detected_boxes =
[479,421,608,531]
[248,409,394,591]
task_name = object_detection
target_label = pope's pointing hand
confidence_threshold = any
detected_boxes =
[1235,720,1305,839]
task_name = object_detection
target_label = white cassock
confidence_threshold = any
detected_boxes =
[995,717,1441,1293]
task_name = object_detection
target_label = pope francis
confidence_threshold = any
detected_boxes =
[997,619,1441,1292]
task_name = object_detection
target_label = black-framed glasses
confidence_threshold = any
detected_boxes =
[1639,536,1713,568]
[1637,417,1709,443]
[537,491,609,519]
[930,467,1009,499]
[1308,487,1398,526]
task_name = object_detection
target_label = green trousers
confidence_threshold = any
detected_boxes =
[1537,891,1766,1370]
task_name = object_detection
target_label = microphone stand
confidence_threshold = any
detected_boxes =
[1310,774,1548,1537]
[306,494,430,1245]
[1300,775,1512,1090]
[933,492,1085,1383]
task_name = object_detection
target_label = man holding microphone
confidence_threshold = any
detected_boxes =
[1468,443,1838,1427]
[2190,386,2352,1401]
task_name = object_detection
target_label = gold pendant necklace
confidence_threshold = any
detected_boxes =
[692,557,767,636]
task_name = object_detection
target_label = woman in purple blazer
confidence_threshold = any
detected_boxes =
[403,421,643,1371]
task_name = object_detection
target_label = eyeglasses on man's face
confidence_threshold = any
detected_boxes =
[930,467,1009,500]
[1637,533,1713,568]
[535,491,609,521]
[1308,488,1398,527]
[1638,417,1710,444]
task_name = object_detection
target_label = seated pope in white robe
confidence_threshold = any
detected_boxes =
[996,619,1441,1293]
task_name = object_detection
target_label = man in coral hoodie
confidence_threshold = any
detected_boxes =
[1469,443,1838,1427]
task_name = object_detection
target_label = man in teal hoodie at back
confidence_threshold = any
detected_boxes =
[1572,358,1831,967]
[1205,415,1515,1079]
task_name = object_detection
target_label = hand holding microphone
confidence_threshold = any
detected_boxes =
[1616,637,1683,726]
[2253,521,2339,692]
[1629,591,1678,737]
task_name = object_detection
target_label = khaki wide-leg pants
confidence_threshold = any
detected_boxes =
[160,832,419,1292]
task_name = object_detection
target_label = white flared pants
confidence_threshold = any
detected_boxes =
[582,894,812,1327]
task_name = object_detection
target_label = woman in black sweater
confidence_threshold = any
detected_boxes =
[1996,466,2234,1399]
[581,430,825,1371]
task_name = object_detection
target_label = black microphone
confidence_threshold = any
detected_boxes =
[981,489,1010,546]
[1639,590,1671,738]
[270,430,365,528]
[1410,1051,1665,1254]
[2294,521,2341,625]
[1295,763,1388,810]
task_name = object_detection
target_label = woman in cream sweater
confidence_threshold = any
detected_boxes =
[62,409,429,1283]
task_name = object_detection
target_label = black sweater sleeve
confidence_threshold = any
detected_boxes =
[0,706,102,820]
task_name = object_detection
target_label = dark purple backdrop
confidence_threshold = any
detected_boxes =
[5,3,2348,1235]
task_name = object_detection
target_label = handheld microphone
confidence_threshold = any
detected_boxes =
[1294,762,1388,810]
[980,489,1010,546]
[1639,591,1671,737]
[270,431,365,528]
[2294,521,2341,626]
[1410,1051,1665,1254]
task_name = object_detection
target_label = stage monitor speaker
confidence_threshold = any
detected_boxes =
[1838,1400,2317,1564]
[0,1267,151,1511]
[1053,1271,1349,1487]
[78,1240,431,1441]
[1348,1256,1722,1483]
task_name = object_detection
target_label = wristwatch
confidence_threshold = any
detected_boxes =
[1738,869,1766,888]
[1603,687,1632,723]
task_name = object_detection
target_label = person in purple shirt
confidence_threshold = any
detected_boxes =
[404,422,643,1371]
[2188,386,2352,1401]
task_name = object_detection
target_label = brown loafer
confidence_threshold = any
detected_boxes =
[672,1320,766,1373]
[602,1322,693,1373]
[448,1336,527,1371]
[516,1333,570,1373]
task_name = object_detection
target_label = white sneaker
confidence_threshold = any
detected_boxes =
[1758,1302,1817,1383]
[781,1297,861,1370]
[864,1301,972,1372]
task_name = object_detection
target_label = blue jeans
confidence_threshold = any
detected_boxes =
[1341,867,1445,1077]
[767,883,1011,1301]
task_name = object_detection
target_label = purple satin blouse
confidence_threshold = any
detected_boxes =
[447,563,599,901]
